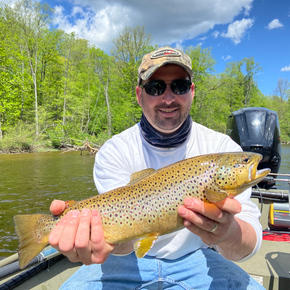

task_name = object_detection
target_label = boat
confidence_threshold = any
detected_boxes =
[228,107,290,289]
[0,107,289,289]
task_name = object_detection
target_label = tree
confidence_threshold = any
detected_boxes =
[93,49,113,136]
[0,8,24,139]
[13,0,53,136]
[186,46,218,124]
[220,58,262,113]
[274,78,290,101]
[61,32,76,128]
[186,45,216,90]
[111,25,154,124]
[1,12,290,147]
[221,61,244,112]
[242,57,262,107]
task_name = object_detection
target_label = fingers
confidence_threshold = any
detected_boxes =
[214,198,242,215]
[90,210,114,264]
[48,208,114,265]
[74,209,92,264]
[50,200,66,215]
[178,197,241,245]
[178,203,217,233]
[49,211,67,247]
[49,210,80,262]
[59,210,81,261]
[180,197,241,224]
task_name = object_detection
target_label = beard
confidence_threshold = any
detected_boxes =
[153,104,189,132]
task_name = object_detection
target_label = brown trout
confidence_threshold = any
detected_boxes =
[14,152,270,269]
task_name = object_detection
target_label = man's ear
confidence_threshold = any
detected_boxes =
[136,85,142,106]
[190,83,195,101]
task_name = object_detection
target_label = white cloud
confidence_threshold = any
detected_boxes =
[267,19,283,30]
[212,31,219,38]
[50,0,254,51]
[222,55,232,61]
[221,18,254,44]
[175,42,185,51]
[53,4,129,49]
[71,6,85,17]
[243,3,252,16]
[281,65,290,72]
[199,36,207,41]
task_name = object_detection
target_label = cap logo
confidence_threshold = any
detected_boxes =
[151,48,181,59]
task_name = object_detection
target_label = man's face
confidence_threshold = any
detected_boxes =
[136,65,195,134]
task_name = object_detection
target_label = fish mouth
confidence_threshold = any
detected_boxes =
[247,156,271,187]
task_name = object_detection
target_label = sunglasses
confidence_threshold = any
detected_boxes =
[140,79,192,96]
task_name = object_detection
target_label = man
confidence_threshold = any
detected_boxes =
[50,47,265,289]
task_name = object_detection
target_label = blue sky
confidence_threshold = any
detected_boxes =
[5,0,290,96]
[185,0,290,96]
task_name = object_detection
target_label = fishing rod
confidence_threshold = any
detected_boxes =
[0,247,61,281]
[251,189,289,202]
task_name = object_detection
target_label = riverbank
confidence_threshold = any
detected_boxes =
[1,139,290,154]
[0,146,58,154]
[0,122,108,155]
[0,145,74,155]
[0,144,99,155]
[0,137,102,155]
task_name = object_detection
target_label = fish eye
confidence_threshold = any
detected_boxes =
[242,157,250,163]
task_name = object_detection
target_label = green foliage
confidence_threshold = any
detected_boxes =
[0,123,35,152]
[0,1,289,153]
[95,131,111,146]
[265,96,290,142]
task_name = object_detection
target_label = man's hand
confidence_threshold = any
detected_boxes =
[178,197,257,261]
[49,200,114,265]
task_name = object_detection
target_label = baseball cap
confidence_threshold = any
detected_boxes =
[138,47,193,84]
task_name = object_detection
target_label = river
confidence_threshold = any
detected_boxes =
[0,146,290,257]
[0,151,97,257]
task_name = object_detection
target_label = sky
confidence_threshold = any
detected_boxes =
[4,0,290,96]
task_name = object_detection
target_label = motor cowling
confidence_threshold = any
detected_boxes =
[226,107,281,189]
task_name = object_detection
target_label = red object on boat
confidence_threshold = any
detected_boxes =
[263,230,290,242]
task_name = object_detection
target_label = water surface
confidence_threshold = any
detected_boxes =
[0,151,97,256]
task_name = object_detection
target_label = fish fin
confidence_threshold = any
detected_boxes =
[205,188,228,203]
[14,214,53,269]
[224,189,238,198]
[127,169,155,185]
[133,233,159,258]
[65,200,78,208]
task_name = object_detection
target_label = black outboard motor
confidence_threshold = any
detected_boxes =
[226,107,281,189]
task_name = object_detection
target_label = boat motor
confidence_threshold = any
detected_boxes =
[226,107,281,188]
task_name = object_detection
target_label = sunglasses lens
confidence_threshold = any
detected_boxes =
[144,81,166,96]
[171,80,191,95]
[142,79,191,96]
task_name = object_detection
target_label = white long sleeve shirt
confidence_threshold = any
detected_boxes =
[93,121,262,261]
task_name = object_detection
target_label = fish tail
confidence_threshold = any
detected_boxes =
[14,214,53,269]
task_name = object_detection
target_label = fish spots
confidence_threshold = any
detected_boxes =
[36,229,42,240]
[57,152,258,242]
